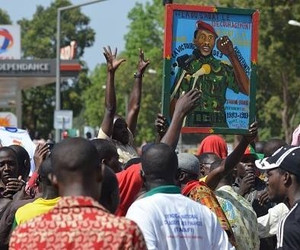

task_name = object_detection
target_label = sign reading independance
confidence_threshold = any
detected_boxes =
[0,60,55,77]
[0,62,50,72]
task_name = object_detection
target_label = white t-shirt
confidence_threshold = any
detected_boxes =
[126,190,233,250]
[258,202,289,238]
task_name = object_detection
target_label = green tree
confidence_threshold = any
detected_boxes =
[122,0,165,144]
[0,9,12,24]
[82,62,107,128]
[256,1,300,142]
[83,0,165,145]
[19,0,95,137]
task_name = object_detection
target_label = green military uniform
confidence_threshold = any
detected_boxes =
[172,54,239,127]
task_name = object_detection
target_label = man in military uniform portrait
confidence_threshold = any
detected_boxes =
[170,20,250,128]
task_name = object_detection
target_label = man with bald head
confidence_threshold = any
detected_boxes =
[10,138,146,249]
[126,143,232,250]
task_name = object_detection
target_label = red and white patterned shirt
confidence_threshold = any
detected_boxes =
[10,196,147,250]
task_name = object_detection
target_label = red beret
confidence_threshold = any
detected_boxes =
[196,21,218,37]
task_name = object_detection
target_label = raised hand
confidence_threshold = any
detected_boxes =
[155,113,169,137]
[243,121,258,144]
[137,48,150,75]
[161,89,200,148]
[33,143,50,172]
[173,89,200,117]
[217,36,234,56]
[103,46,126,73]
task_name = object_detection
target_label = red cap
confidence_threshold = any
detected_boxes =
[196,21,218,37]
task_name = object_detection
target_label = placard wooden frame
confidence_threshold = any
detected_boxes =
[162,4,259,134]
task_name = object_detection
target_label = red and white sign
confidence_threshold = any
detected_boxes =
[60,40,77,60]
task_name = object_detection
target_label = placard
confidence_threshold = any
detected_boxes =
[162,4,259,134]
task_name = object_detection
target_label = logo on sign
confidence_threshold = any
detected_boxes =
[0,28,13,54]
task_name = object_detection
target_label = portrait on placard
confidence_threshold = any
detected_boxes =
[163,5,259,134]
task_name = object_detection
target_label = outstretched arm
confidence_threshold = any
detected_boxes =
[161,89,200,149]
[205,122,258,190]
[126,49,150,135]
[217,36,250,95]
[100,46,126,137]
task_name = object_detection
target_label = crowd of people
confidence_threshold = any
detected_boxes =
[0,44,300,250]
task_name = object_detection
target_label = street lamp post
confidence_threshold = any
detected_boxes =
[55,0,106,142]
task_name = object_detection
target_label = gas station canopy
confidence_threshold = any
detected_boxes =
[0,59,81,126]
